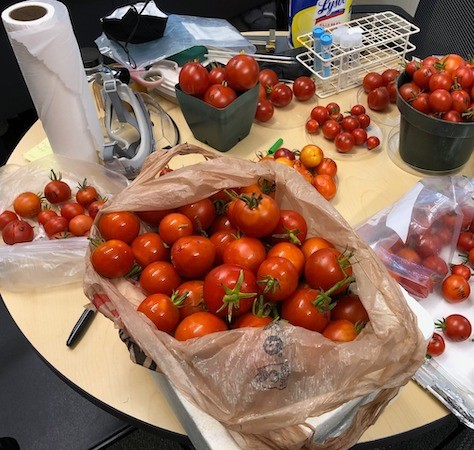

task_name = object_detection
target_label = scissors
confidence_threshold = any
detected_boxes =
[128,59,179,89]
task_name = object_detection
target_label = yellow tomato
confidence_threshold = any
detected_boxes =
[299,144,324,168]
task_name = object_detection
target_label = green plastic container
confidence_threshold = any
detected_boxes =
[175,83,259,152]
[396,72,474,173]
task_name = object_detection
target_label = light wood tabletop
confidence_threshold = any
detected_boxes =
[2,81,473,445]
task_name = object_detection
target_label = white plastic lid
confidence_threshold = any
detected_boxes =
[332,25,349,44]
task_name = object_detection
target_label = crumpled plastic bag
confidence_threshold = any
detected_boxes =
[0,154,128,291]
[83,143,426,449]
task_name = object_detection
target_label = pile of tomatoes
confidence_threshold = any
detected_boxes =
[90,184,370,343]
[361,68,400,112]
[0,170,105,245]
[399,53,474,122]
[255,69,316,122]
[179,54,260,109]
[306,102,380,153]
[257,144,338,201]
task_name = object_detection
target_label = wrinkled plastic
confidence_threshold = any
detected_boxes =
[357,176,474,298]
[96,14,256,69]
[83,144,426,450]
[0,154,128,291]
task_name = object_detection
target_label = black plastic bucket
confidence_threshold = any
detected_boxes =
[396,72,474,173]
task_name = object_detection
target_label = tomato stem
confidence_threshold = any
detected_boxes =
[313,275,355,306]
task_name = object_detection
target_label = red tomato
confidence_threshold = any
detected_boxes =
[366,136,380,150]
[357,113,371,129]
[0,210,19,231]
[175,280,205,319]
[225,54,259,92]
[304,247,353,295]
[131,232,168,267]
[60,202,85,221]
[381,68,400,85]
[208,66,226,85]
[387,81,398,103]
[43,171,71,204]
[429,89,453,113]
[351,128,368,145]
[350,104,366,116]
[267,241,305,276]
[158,212,194,245]
[98,211,140,244]
[208,214,234,235]
[259,68,279,90]
[301,236,334,260]
[177,198,216,233]
[88,199,106,219]
[13,192,42,218]
[2,220,34,244]
[367,86,390,111]
[139,261,182,295]
[326,102,340,115]
[322,319,359,342]
[209,229,236,265]
[411,93,432,114]
[91,239,134,278]
[457,231,474,252]
[229,193,280,239]
[429,71,453,91]
[232,311,273,328]
[421,255,449,278]
[203,84,237,108]
[257,256,299,301]
[174,311,228,341]
[69,214,93,236]
[311,105,330,124]
[76,180,98,208]
[453,65,474,89]
[292,76,316,101]
[171,235,216,279]
[451,264,472,280]
[469,247,474,267]
[223,236,267,274]
[281,287,330,332]
[137,293,180,334]
[451,89,470,113]
[305,118,319,133]
[331,294,369,324]
[255,98,274,122]
[396,246,421,264]
[43,215,69,237]
[398,82,421,102]
[334,131,356,153]
[315,158,337,178]
[37,209,57,226]
[436,314,472,341]
[341,116,360,132]
[362,72,383,93]
[136,209,173,226]
[413,233,443,258]
[269,83,293,107]
[405,60,419,77]
[203,264,258,319]
[269,209,308,246]
[443,110,462,122]
[312,174,337,201]
[321,119,341,140]
[441,274,471,303]
[179,62,210,97]
[427,332,446,357]
[413,65,436,89]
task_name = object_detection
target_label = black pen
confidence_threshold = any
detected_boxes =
[66,307,96,347]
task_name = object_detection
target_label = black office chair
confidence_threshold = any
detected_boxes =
[0,298,134,450]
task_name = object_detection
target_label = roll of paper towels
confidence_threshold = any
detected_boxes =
[2,0,103,163]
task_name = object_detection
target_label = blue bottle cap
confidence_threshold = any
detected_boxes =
[312,26,325,39]
[320,33,333,46]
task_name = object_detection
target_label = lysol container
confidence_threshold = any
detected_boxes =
[289,0,352,47]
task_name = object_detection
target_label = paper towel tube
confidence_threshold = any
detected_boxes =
[2,0,104,163]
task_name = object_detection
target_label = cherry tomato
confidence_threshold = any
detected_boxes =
[43,215,69,237]
[91,239,134,278]
[312,174,337,201]
[175,280,205,320]
[410,93,431,114]
[267,242,305,276]
[257,256,299,301]
[208,66,226,85]
[88,200,106,219]
[281,287,330,332]
[350,104,366,116]
[13,192,42,218]
[387,81,398,103]
[351,128,367,145]
[301,236,334,260]
[413,66,435,89]
[98,211,140,244]
[2,219,34,245]
[305,247,353,295]
[203,264,258,319]
[421,255,449,277]
[398,82,421,102]
[292,76,316,101]
[422,55,439,67]
[269,209,308,246]
[255,98,274,122]
[436,314,472,342]
[37,209,57,226]
[451,264,472,280]
[366,136,380,150]
[429,71,453,91]
[441,274,470,303]
[171,235,216,279]
[232,311,273,328]
[451,89,470,114]
[76,180,98,208]
[225,54,259,92]
[334,132,355,153]
[60,202,85,221]
[363,72,383,93]
[0,210,19,231]
[413,233,443,258]
[68,214,93,236]
[322,319,359,342]
[381,68,400,85]
[179,62,210,97]
[174,311,228,341]
[326,102,341,115]
[299,144,323,168]
[177,198,216,233]
[139,260,182,295]
[223,236,267,274]
[273,148,295,161]
[310,105,329,124]
[396,246,421,264]
[439,54,466,76]
[367,86,390,111]
[158,212,193,246]
[131,232,168,267]
[259,68,279,90]
[203,84,237,108]
[44,171,71,204]
[269,83,293,107]
[305,118,319,133]
[469,247,474,267]
[405,60,419,77]
[357,113,371,129]
[427,332,446,357]
[429,89,453,113]
[209,229,236,264]
[331,294,369,324]
[135,209,173,226]
[322,119,341,140]
[341,116,360,132]
[457,231,474,252]
[315,158,337,178]
[453,65,473,89]
[137,293,180,334]
[443,110,462,122]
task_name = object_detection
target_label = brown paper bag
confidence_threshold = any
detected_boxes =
[84,143,426,449]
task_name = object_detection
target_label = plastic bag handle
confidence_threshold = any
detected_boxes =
[133,143,221,185]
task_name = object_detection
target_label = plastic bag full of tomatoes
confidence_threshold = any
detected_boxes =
[83,143,426,450]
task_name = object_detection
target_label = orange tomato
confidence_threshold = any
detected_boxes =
[312,174,337,200]
[299,144,324,168]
